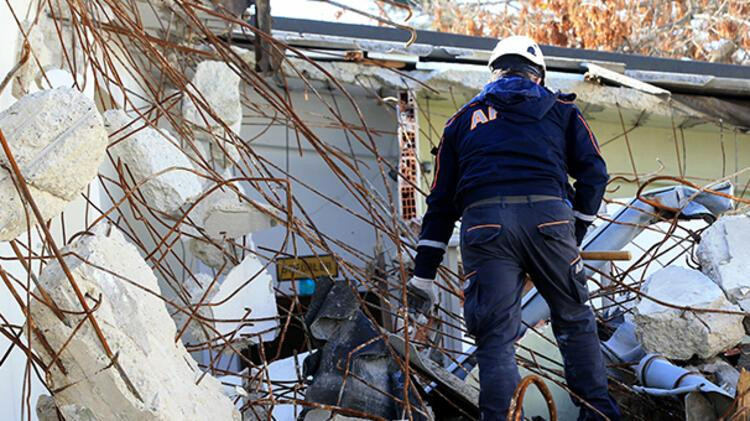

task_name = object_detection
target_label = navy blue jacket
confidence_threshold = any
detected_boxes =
[414,76,608,279]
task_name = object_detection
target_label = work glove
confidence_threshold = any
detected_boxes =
[574,218,590,246]
[406,276,438,319]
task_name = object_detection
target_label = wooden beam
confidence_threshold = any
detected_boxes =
[254,0,273,74]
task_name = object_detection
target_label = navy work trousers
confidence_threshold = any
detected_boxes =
[461,198,620,421]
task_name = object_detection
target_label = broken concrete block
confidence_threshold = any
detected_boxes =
[182,61,242,130]
[189,183,275,239]
[28,225,240,420]
[36,395,98,421]
[13,9,83,98]
[634,266,744,360]
[0,88,107,240]
[186,182,274,268]
[211,252,278,344]
[182,61,243,167]
[697,215,750,303]
[103,109,204,217]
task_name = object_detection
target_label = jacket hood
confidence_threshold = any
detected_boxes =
[472,76,559,122]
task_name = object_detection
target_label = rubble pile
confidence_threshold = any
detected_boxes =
[28,225,240,420]
[616,214,750,418]
[0,87,107,240]
[301,278,427,420]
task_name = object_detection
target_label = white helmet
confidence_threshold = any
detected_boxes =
[488,35,546,77]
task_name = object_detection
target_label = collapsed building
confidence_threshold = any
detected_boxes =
[0,1,749,420]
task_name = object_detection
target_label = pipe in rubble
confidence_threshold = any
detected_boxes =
[635,354,733,398]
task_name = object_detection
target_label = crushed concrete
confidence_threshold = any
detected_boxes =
[28,225,240,420]
[697,215,750,303]
[103,109,204,217]
[0,88,107,241]
[633,266,745,360]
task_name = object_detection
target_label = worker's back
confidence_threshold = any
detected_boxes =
[438,75,589,211]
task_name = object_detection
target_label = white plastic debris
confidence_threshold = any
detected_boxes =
[28,225,240,420]
[103,109,204,217]
[697,215,750,304]
[633,266,744,360]
[0,88,108,241]
[211,252,279,344]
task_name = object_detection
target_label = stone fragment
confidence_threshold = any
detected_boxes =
[0,88,107,240]
[182,61,243,167]
[13,7,82,97]
[633,266,744,360]
[103,109,204,217]
[187,182,274,268]
[182,61,242,130]
[190,183,275,239]
[28,225,240,420]
[685,392,719,421]
[36,395,62,421]
[189,237,235,269]
[697,215,750,303]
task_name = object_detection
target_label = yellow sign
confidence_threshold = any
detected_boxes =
[276,254,338,281]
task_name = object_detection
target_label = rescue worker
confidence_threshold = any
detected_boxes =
[406,36,621,421]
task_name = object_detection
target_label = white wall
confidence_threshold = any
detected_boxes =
[242,83,401,291]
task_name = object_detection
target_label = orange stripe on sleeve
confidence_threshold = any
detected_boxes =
[431,136,444,190]
[577,114,601,155]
